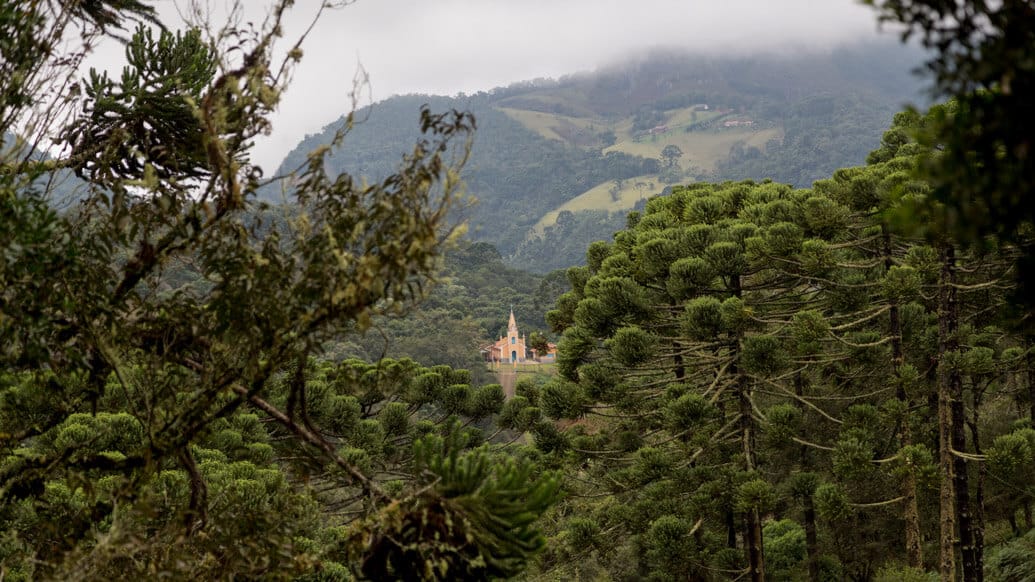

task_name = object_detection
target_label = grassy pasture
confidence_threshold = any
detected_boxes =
[609,107,724,136]
[529,174,660,237]
[498,107,610,144]
[499,104,782,173]
[497,103,785,242]
[605,125,782,171]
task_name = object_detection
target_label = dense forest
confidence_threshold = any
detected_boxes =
[3,1,1035,581]
[528,109,1033,581]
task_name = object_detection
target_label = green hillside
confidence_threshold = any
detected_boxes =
[606,124,782,173]
[530,174,656,236]
[501,103,782,175]
[498,107,611,147]
[270,42,924,272]
[270,95,652,258]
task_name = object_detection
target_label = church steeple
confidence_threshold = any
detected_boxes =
[491,307,526,365]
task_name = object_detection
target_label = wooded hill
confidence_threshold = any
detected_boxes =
[323,240,568,384]
[269,42,924,272]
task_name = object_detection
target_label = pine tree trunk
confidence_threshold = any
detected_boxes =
[968,394,986,582]
[673,343,685,380]
[746,508,765,582]
[884,225,924,569]
[937,368,956,582]
[903,465,924,570]
[803,493,820,582]
[1027,336,1035,424]
[794,372,820,581]
[953,395,977,582]
[941,245,978,582]
[737,367,764,582]
[726,508,738,549]
[937,244,958,582]
[732,274,764,582]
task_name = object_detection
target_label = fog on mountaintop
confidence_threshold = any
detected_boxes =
[236,0,907,169]
[78,0,913,170]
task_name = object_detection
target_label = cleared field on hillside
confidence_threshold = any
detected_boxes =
[501,105,726,146]
[610,108,724,136]
[500,103,784,239]
[498,107,609,143]
[606,125,782,171]
[499,104,782,172]
[529,174,660,236]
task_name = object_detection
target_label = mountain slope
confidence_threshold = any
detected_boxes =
[271,95,651,260]
[270,41,924,272]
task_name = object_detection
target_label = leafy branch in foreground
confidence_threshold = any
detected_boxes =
[350,430,560,581]
[1,1,558,579]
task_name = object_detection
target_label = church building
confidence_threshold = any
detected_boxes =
[486,309,527,364]
[481,309,557,365]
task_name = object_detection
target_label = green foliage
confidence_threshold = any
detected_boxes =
[791,310,830,355]
[565,517,601,552]
[0,4,561,579]
[643,515,704,580]
[764,404,802,446]
[736,479,775,513]
[865,1,1035,247]
[350,434,560,581]
[528,330,551,355]
[986,528,1035,582]
[873,564,937,582]
[763,519,807,575]
[667,256,716,300]
[660,144,684,168]
[606,326,657,368]
[664,393,715,433]
[882,266,922,303]
[679,296,721,340]
[539,378,584,420]
[815,483,852,521]
[536,112,1028,581]
[740,335,789,376]
[787,471,820,499]
[63,26,216,188]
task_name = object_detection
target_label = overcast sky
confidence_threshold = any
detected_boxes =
[87,0,906,170]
